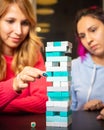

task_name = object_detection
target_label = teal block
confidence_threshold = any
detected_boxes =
[61,92,70,97]
[46,111,61,116]
[46,110,72,117]
[60,110,72,117]
[53,41,61,46]
[53,71,70,76]
[47,92,71,100]
[46,72,53,76]
[46,116,69,122]
[47,92,61,97]
[46,111,54,116]
[46,52,64,57]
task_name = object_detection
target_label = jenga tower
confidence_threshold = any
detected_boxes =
[45,41,72,128]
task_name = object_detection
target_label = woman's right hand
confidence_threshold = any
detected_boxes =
[83,99,104,111]
[13,66,46,92]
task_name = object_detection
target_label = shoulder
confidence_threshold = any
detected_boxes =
[72,56,82,67]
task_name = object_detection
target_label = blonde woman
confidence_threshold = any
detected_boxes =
[0,0,48,113]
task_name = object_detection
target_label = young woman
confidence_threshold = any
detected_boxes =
[0,0,48,113]
[71,6,104,120]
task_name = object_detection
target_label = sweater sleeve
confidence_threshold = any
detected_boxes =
[0,79,20,111]
[3,54,48,113]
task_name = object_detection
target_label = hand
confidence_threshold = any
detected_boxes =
[97,108,104,120]
[13,66,45,92]
[83,99,104,111]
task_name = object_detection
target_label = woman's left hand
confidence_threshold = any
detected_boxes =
[96,108,104,120]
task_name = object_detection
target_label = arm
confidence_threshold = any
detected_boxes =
[3,54,48,113]
[70,60,78,111]
[70,80,78,111]
[0,79,20,110]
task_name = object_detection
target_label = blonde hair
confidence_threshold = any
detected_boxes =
[0,0,43,80]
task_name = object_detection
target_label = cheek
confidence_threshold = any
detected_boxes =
[95,30,104,42]
[23,27,29,37]
[0,26,10,35]
[0,26,10,40]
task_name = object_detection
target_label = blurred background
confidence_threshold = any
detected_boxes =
[30,0,103,59]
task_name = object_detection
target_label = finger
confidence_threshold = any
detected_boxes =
[96,115,102,120]
[20,74,35,82]
[96,114,104,120]
[96,103,104,110]
[18,82,28,89]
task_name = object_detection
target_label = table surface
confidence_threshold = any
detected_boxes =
[0,111,104,130]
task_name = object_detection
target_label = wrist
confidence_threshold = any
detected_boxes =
[13,76,22,93]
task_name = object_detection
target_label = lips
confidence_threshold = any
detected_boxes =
[91,44,98,51]
[11,37,21,43]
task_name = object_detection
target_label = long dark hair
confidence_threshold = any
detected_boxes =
[75,6,104,59]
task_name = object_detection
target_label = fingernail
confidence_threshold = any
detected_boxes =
[38,75,41,79]
[42,73,48,77]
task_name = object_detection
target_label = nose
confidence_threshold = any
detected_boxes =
[15,23,22,35]
[86,34,93,44]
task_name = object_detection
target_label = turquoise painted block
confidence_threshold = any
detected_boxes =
[46,111,54,116]
[53,71,70,76]
[46,52,64,57]
[62,92,70,97]
[47,92,71,99]
[46,110,72,117]
[53,41,61,46]
[46,116,69,122]
[46,72,53,76]
[60,110,72,117]
[46,111,60,116]
[47,92,61,97]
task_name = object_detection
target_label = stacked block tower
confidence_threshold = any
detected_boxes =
[45,41,72,127]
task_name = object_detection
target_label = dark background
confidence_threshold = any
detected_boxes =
[37,0,102,59]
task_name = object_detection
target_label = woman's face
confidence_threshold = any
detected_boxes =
[77,16,104,57]
[0,3,30,55]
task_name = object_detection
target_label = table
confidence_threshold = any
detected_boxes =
[0,111,104,130]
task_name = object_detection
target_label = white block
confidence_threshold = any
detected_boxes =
[46,116,72,127]
[45,61,71,67]
[60,62,71,67]
[46,46,69,52]
[46,101,70,107]
[47,76,71,82]
[46,66,71,71]
[61,81,71,87]
[46,56,71,62]
[53,81,60,87]
[47,86,70,92]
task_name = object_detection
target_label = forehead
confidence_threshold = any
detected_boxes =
[77,16,103,33]
[3,3,26,19]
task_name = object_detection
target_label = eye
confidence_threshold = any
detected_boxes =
[5,19,14,24]
[90,27,97,32]
[21,20,30,26]
[78,33,85,39]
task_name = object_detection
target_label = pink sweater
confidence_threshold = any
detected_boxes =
[0,54,48,113]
